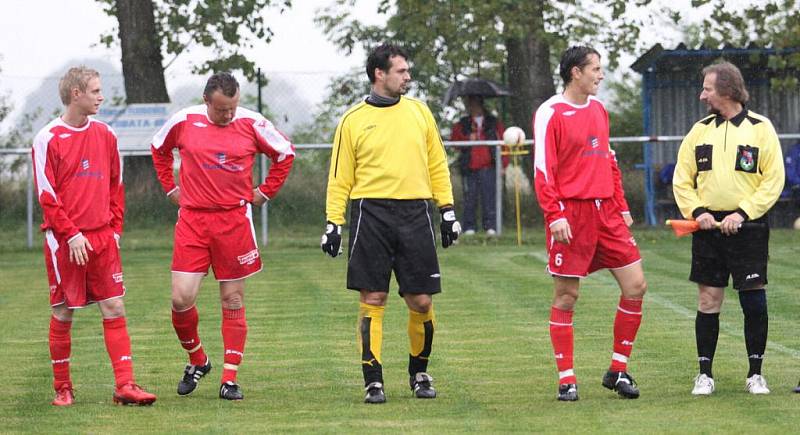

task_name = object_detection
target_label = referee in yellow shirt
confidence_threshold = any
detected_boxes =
[673,61,784,396]
[321,43,461,404]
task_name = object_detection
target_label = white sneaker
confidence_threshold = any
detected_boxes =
[745,374,770,394]
[463,229,476,236]
[486,229,497,236]
[691,374,715,395]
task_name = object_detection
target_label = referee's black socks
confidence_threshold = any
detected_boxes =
[695,311,720,378]
[739,289,768,377]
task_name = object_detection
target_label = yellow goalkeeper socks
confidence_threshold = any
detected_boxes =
[408,306,435,376]
[358,302,384,384]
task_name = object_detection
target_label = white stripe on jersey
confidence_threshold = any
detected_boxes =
[32,126,57,199]
[533,97,557,182]
[235,106,295,158]
[151,105,206,149]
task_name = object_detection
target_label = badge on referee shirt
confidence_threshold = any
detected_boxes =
[735,145,759,173]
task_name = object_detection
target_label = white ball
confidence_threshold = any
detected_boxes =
[794,217,800,230]
[503,126,526,146]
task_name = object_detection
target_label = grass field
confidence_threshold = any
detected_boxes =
[1,224,799,433]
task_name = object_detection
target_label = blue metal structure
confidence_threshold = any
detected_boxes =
[631,43,800,226]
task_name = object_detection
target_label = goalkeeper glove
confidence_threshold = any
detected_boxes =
[440,206,461,248]
[321,221,343,257]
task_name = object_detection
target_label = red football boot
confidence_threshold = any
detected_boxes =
[52,385,75,406]
[113,383,157,406]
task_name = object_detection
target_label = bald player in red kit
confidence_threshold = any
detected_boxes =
[33,66,156,406]
[152,72,294,401]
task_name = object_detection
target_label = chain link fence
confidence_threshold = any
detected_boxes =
[2,69,799,248]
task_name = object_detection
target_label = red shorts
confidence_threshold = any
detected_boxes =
[44,226,125,308]
[172,205,262,281]
[544,199,641,278]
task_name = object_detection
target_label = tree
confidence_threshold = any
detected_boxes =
[315,0,656,133]
[686,0,800,89]
[97,0,293,103]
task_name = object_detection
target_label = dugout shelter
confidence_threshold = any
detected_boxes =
[631,43,800,225]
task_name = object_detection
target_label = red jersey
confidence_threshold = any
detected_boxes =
[32,117,124,241]
[532,95,628,226]
[151,105,295,210]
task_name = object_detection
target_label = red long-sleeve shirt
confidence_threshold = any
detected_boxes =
[32,117,124,241]
[151,105,295,210]
[532,95,629,226]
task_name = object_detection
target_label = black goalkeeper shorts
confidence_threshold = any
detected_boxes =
[690,211,769,290]
[346,198,442,295]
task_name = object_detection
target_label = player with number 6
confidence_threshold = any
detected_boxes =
[532,46,647,402]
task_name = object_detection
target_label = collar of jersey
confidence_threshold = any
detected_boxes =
[57,116,93,132]
[714,106,748,127]
[364,96,402,108]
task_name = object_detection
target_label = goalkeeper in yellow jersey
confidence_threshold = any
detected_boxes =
[322,43,461,404]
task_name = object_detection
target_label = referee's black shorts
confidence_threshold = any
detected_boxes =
[690,211,769,290]
[346,198,441,295]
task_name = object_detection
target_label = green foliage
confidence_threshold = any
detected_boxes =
[680,0,800,89]
[291,70,369,145]
[607,72,644,165]
[315,0,658,120]
[96,0,293,80]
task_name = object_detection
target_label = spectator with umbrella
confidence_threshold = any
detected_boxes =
[447,78,509,235]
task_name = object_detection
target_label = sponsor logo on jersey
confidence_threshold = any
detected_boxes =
[202,152,244,171]
[237,249,259,265]
[562,110,576,116]
[364,124,377,130]
[193,121,208,128]
[75,158,103,179]
[589,136,600,148]
[112,272,124,283]
[59,133,72,139]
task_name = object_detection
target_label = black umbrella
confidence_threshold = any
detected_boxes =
[443,78,510,106]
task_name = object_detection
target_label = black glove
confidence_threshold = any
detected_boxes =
[439,206,461,248]
[320,221,343,257]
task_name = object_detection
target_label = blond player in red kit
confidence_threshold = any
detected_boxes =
[32,66,157,406]
[533,47,647,401]
[152,72,294,401]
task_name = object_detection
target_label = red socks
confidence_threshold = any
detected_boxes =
[610,297,643,372]
[549,307,575,385]
[102,317,134,388]
[49,316,72,390]
[221,307,247,384]
[172,305,208,366]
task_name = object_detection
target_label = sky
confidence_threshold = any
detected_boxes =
[0,0,377,134]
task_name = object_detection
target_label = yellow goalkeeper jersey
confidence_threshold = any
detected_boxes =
[673,108,784,220]
[325,96,454,224]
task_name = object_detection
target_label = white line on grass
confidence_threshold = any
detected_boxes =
[527,251,800,358]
